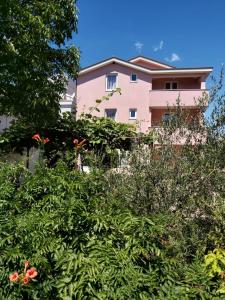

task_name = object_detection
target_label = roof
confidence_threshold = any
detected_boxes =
[79,56,213,77]
[129,55,174,69]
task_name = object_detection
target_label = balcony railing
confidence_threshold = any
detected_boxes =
[149,89,208,107]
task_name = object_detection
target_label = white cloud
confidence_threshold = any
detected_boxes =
[165,53,181,62]
[135,41,144,53]
[153,40,164,52]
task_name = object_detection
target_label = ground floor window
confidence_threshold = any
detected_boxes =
[105,109,117,120]
[129,108,137,119]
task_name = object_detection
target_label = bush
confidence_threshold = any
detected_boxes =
[0,161,224,299]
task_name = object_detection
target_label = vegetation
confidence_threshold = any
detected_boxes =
[1,2,225,299]
[0,0,79,126]
[0,160,223,299]
[0,73,225,299]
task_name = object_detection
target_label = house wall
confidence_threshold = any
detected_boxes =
[77,63,152,132]
[0,116,14,133]
[77,60,210,133]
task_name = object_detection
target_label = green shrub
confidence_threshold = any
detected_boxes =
[0,161,224,299]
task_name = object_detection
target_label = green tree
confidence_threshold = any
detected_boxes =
[0,0,79,126]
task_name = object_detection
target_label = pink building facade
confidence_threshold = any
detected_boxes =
[76,56,213,132]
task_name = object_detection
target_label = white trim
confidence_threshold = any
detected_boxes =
[105,73,118,91]
[151,69,213,74]
[129,108,137,119]
[129,56,173,69]
[79,58,213,77]
[130,73,138,82]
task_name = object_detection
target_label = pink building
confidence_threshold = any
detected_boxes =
[76,56,213,132]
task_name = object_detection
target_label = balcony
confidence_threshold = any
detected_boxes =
[149,89,208,108]
[148,126,207,145]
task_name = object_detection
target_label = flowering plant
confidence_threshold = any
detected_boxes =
[9,261,38,286]
[32,134,50,144]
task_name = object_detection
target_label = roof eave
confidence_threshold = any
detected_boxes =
[79,57,213,76]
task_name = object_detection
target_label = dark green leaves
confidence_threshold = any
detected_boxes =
[0,0,80,126]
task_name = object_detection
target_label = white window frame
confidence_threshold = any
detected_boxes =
[129,108,137,120]
[105,73,118,91]
[105,108,117,120]
[164,81,178,90]
[130,74,138,82]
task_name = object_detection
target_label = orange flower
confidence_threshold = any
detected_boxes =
[23,276,29,285]
[43,138,50,144]
[24,261,30,269]
[32,134,49,144]
[32,134,41,142]
[24,260,30,273]
[26,267,38,279]
[73,138,86,149]
[73,139,79,145]
[9,272,19,282]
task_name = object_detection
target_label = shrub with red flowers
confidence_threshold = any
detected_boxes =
[9,261,38,286]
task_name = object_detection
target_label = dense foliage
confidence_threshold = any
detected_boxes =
[0,0,79,126]
[0,113,140,167]
[0,161,225,300]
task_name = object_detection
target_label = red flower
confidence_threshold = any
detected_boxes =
[23,276,29,285]
[43,138,50,144]
[32,134,41,142]
[9,272,19,282]
[26,267,38,279]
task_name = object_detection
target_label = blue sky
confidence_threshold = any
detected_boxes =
[75,0,224,79]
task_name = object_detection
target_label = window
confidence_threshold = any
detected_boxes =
[129,109,137,119]
[162,113,176,123]
[130,74,137,82]
[172,82,178,89]
[165,81,178,90]
[105,109,117,120]
[106,74,117,91]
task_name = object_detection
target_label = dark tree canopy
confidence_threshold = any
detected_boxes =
[0,0,80,126]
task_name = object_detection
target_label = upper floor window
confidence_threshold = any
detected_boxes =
[130,74,137,82]
[129,108,137,119]
[165,81,178,90]
[105,108,117,120]
[106,74,117,91]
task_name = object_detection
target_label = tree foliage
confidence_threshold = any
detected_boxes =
[0,0,80,126]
